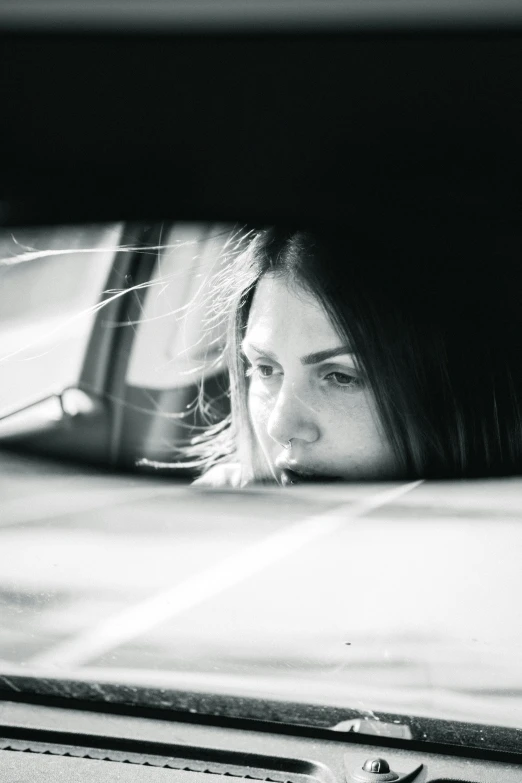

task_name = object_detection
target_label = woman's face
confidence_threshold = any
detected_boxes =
[242,273,401,485]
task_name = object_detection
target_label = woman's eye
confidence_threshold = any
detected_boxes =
[245,363,276,380]
[324,371,361,389]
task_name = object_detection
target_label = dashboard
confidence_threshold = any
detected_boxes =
[0,695,520,783]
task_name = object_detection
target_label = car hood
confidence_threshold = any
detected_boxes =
[0,449,521,733]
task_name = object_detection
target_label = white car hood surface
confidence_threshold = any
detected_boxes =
[0,450,521,731]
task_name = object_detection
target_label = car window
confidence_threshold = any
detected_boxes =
[0,224,122,416]
[115,223,242,468]
[126,223,235,390]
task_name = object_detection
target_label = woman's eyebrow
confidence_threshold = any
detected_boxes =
[242,341,354,366]
[301,346,355,365]
[240,341,278,362]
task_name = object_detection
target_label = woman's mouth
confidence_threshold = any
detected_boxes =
[279,468,342,486]
[280,468,304,486]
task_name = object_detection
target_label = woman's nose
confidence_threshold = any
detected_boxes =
[266,380,320,447]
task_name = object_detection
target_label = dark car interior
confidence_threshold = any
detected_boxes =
[1,2,522,781]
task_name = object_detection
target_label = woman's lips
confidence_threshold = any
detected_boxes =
[280,468,303,486]
[280,468,341,486]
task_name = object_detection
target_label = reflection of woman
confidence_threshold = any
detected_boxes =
[193,228,522,487]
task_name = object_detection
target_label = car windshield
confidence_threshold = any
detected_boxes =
[0,223,520,754]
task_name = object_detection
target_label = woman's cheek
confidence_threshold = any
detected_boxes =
[248,387,273,441]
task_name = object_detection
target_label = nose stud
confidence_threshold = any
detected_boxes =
[283,440,292,449]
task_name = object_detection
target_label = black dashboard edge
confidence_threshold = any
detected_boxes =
[0,678,520,765]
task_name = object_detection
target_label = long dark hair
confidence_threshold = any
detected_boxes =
[192,225,522,481]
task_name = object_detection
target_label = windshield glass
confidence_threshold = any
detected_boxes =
[0,222,520,752]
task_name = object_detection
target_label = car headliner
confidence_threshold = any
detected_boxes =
[2,0,522,32]
[0,5,521,233]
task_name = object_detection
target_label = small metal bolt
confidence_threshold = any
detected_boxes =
[362,759,391,774]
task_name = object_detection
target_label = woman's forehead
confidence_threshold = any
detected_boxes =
[245,273,341,348]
